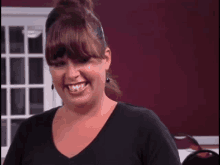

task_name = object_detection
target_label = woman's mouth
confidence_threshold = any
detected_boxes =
[65,82,89,94]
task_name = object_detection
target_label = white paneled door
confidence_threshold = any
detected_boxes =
[1,7,62,160]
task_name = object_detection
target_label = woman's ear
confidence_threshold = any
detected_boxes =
[104,47,112,70]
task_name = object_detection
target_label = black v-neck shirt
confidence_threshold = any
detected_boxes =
[4,102,181,165]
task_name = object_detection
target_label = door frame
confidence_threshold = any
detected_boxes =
[1,7,62,158]
[2,6,62,108]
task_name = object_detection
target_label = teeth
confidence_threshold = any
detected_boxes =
[68,82,86,91]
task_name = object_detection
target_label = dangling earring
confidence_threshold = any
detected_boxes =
[106,77,110,83]
[51,84,54,90]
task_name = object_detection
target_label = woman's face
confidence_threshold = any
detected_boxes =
[49,48,111,108]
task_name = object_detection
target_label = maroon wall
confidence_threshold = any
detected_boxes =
[2,0,219,135]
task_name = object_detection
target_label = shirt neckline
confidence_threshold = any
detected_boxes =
[49,101,121,160]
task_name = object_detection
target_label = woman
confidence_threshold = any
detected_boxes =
[4,0,181,164]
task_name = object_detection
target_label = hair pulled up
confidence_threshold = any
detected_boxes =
[45,0,122,100]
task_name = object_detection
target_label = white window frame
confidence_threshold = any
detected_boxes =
[1,7,62,158]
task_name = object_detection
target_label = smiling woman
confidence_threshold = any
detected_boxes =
[3,0,181,164]
[45,0,122,101]
[44,0,122,116]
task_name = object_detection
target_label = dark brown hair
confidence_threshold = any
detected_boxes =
[45,0,122,100]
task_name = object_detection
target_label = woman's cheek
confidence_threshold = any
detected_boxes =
[51,71,63,86]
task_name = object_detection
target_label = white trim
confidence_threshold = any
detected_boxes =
[5,25,9,55]
[193,136,219,145]
[1,147,9,158]
[1,85,46,88]
[1,115,34,119]
[1,54,45,57]
[24,26,30,116]
[1,7,53,16]
[175,136,219,145]
[53,88,62,108]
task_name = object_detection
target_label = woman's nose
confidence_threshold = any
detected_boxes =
[65,62,80,78]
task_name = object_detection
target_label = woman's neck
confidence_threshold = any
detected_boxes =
[60,95,115,125]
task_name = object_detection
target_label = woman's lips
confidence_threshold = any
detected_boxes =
[65,82,89,89]
[65,82,89,94]
[65,81,88,86]
[68,82,86,91]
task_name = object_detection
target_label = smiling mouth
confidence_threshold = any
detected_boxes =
[66,82,89,93]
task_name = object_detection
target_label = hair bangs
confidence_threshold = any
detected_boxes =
[46,18,105,66]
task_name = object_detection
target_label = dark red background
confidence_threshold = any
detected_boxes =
[2,0,219,135]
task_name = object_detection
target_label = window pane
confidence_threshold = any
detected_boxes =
[9,26,24,54]
[1,89,6,115]
[30,88,44,114]
[28,26,43,54]
[29,58,43,84]
[1,26,5,54]
[11,119,25,142]
[10,58,25,84]
[11,88,25,115]
[1,119,7,147]
[1,58,6,84]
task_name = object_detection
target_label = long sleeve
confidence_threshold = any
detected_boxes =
[140,110,181,165]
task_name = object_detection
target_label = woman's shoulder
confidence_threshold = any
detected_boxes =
[20,106,61,127]
[118,101,157,118]
[118,101,166,129]
[9,107,61,141]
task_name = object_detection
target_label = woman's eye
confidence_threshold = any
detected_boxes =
[80,58,90,63]
[82,59,88,63]
[54,62,66,67]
